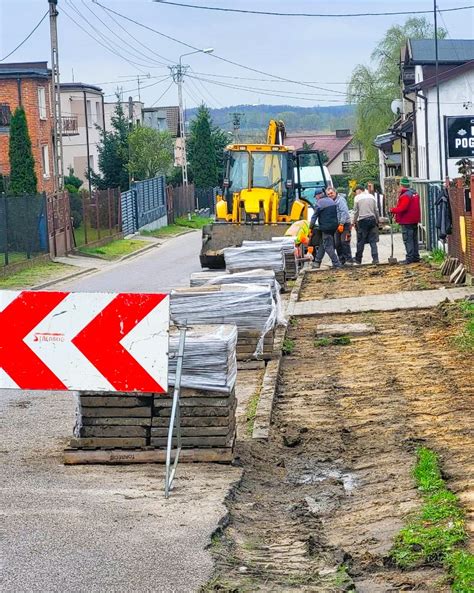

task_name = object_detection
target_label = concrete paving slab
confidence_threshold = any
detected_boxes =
[316,323,376,337]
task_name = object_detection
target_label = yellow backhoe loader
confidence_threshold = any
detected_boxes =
[200,120,329,268]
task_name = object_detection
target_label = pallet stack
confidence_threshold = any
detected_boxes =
[72,394,152,449]
[170,284,277,360]
[242,238,298,280]
[223,244,287,289]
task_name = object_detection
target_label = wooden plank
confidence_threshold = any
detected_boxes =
[69,437,147,448]
[80,396,152,408]
[79,407,152,418]
[150,424,234,437]
[450,264,464,283]
[154,396,235,408]
[81,417,151,427]
[237,352,272,361]
[80,426,147,438]
[150,434,235,448]
[64,447,234,464]
[151,415,232,427]
[154,406,234,417]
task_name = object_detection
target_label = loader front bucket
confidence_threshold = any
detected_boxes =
[199,222,292,269]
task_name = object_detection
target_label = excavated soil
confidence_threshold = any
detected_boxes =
[299,263,451,301]
[211,304,473,592]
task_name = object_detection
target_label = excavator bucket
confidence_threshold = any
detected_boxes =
[200,222,292,269]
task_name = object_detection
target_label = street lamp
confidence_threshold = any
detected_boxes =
[172,48,214,186]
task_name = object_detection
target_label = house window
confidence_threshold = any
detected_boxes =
[88,155,94,170]
[41,145,50,178]
[38,87,47,120]
[343,151,350,162]
[86,100,92,127]
[0,104,12,128]
[95,101,101,126]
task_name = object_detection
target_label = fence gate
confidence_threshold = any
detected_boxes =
[47,191,73,257]
[121,188,138,236]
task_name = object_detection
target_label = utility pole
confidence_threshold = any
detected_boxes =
[231,112,244,142]
[48,0,64,191]
[170,48,214,187]
[128,95,133,188]
[434,0,444,180]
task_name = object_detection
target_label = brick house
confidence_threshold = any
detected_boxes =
[0,61,54,194]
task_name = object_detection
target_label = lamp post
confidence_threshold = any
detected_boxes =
[170,48,214,186]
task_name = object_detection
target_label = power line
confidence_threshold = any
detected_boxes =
[78,0,169,67]
[92,1,348,96]
[150,80,175,106]
[104,75,171,98]
[191,71,350,84]
[0,11,48,62]
[153,0,474,18]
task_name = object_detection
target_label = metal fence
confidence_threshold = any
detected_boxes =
[195,187,218,214]
[166,184,195,224]
[72,188,121,247]
[121,176,167,235]
[0,193,49,266]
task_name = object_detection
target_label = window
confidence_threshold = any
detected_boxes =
[88,155,94,170]
[38,87,47,120]
[0,104,12,128]
[86,100,92,127]
[95,101,101,126]
[343,151,350,162]
[41,145,50,178]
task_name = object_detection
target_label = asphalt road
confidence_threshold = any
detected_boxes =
[54,230,203,293]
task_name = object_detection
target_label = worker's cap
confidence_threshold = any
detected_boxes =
[314,188,326,198]
[400,176,410,187]
[355,184,365,192]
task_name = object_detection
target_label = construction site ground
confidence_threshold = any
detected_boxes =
[208,265,473,593]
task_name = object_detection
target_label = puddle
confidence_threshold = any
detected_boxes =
[287,461,357,493]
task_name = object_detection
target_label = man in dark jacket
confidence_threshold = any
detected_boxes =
[390,177,421,264]
[309,189,341,269]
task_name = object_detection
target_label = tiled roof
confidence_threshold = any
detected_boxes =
[0,61,50,79]
[284,133,354,164]
[143,105,180,136]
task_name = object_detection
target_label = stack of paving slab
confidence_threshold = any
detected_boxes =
[68,325,238,460]
[170,284,276,360]
[242,238,297,280]
[223,243,287,289]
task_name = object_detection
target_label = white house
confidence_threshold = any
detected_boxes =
[60,83,104,185]
[104,99,143,131]
[399,39,474,181]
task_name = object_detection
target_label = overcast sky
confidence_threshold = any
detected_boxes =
[1,0,473,109]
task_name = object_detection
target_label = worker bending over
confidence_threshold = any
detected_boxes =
[309,189,341,269]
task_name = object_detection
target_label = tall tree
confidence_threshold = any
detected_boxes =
[187,105,218,188]
[8,106,37,194]
[90,99,130,190]
[127,127,174,181]
[348,17,446,162]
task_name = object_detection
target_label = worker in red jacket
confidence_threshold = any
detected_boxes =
[390,177,421,264]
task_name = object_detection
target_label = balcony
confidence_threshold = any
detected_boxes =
[61,115,79,136]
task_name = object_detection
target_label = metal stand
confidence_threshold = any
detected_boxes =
[164,326,186,498]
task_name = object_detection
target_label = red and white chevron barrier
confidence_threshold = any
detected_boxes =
[0,291,169,393]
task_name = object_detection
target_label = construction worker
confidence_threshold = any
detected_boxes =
[327,187,353,265]
[309,189,341,269]
[353,185,380,265]
[390,177,421,264]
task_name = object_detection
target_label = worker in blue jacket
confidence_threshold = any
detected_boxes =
[309,189,341,269]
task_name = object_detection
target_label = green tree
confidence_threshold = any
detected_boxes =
[90,98,130,190]
[187,105,218,188]
[8,106,37,194]
[348,17,446,162]
[128,126,174,181]
[64,168,83,229]
[212,125,229,186]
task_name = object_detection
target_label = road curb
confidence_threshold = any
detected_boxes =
[32,266,97,290]
[252,271,305,440]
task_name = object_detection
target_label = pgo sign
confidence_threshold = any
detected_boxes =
[0,291,169,393]
[445,116,474,158]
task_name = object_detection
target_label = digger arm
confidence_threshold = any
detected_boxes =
[266,119,286,145]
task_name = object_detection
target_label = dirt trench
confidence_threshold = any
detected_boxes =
[209,305,473,592]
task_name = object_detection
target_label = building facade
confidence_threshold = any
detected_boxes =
[0,61,54,193]
[103,99,144,132]
[60,83,105,185]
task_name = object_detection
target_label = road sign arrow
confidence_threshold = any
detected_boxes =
[72,293,168,393]
[0,291,68,390]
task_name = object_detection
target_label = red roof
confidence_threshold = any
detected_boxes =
[285,133,354,164]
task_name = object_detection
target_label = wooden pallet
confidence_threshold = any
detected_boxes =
[64,446,235,464]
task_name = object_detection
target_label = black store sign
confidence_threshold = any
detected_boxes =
[445,116,474,158]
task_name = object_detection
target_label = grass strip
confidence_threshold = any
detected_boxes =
[391,447,473,592]
[0,261,76,289]
[246,386,261,437]
[452,301,474,352]
[141,215,211,238]
[314,336,351,347]
[78,239,146,260]
[422,247,447,265]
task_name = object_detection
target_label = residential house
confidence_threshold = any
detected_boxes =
[60,83,105,186]
[142,105,183,165]
[284,129,364,177]
[380,39,474,183]
[104,99,144,131]
[0,61,54,193]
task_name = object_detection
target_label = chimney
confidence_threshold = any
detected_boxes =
[335,129,351,138]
